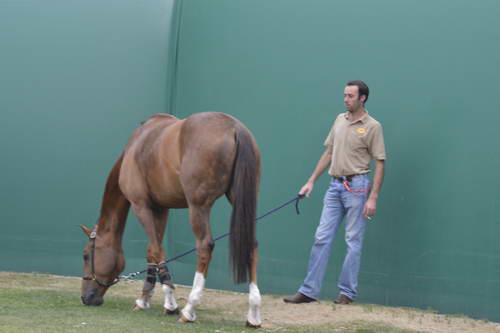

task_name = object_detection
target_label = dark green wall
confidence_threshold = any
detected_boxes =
[165,0,500,322]
[0,0,175,275]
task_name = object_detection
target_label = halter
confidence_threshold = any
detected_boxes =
[82,227,120,288]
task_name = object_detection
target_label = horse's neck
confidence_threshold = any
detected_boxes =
[97,195,129,243]
[97,153,131,243]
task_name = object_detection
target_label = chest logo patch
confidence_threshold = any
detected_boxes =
[356,127,366,134]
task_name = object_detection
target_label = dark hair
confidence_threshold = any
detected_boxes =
[346,80,369,104]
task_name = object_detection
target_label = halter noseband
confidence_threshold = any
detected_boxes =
[82,227,120,288]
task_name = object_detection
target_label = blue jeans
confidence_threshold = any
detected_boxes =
[298,175,370,300]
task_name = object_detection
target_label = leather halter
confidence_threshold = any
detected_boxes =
[82,227,120,288]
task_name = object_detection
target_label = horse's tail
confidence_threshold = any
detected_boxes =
[98,152,131,234]
[228,125,260,284]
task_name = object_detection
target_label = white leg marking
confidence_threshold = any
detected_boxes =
[162,284,178,311]
[181,271,205,322]
[135,297,151,310]
[247,282,262,327]
[135,285,155,310]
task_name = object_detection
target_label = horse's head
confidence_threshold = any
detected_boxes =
[80,225,125,306]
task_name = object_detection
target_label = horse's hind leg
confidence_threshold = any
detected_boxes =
[246,247,262,328]
[179,205,214,323]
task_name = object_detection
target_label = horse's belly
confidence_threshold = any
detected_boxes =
[158,196,188,209]
[150,179,188,209]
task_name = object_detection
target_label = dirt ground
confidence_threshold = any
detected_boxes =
[163,284,500,333]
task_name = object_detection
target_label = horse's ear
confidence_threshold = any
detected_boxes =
[80,225,92,237]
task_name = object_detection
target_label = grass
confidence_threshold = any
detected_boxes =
[0,272,494,333]
[0,282,245,333]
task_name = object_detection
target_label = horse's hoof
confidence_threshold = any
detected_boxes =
[246,321,261,329]
[133,299,150,311]
[178,315,193,323]
[164,308,180,315]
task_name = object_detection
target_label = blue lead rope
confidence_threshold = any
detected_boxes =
[119,194,305,281]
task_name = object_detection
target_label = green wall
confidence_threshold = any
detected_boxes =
[2,0,500,323]
[165,0,500,322]
[0,0,175,275]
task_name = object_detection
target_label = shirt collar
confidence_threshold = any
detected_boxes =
[344,110,369,124]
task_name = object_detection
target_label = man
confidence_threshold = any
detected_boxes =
[284,80,386,305]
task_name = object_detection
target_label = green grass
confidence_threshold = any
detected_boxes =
[0,272,477,333]
[0,286,247,333]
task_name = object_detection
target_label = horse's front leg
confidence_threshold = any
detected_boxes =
[132,206,178,313]
[133,262,158,310]
[247,247,262,328]
[179,206,213,323]
[160,262,179,315]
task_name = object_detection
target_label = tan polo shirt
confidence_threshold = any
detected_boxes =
[324,111,386,177]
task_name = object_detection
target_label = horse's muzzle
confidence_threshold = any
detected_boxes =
[81,292,103,306]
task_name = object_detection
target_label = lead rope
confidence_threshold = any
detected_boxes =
[118,194,305,282]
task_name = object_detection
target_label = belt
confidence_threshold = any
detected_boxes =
[332,174,364,182]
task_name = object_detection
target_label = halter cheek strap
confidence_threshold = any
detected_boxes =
[82,227,120,288]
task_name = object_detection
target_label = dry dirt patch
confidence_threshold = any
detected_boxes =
[139,282,500,333]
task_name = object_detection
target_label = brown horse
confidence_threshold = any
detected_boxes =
[80,112,261,326]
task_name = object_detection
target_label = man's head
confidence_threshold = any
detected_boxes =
[344,80,369,112]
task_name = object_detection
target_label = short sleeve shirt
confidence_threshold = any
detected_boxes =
[324,111,386,176]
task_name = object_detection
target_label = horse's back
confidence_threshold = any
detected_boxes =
[178,112,245,206]
[181,112,242,150]
[119,112,257,209]
[120,113,187,208]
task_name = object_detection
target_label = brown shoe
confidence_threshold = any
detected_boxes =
[334,294,353,304]
[283,293,316,304]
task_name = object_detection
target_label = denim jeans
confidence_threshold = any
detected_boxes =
[298,174,370,300]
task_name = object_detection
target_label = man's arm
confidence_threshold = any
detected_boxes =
[299,148,332,198]
[363,159,385,217]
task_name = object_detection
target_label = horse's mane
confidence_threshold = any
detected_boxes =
[97,152,130,235]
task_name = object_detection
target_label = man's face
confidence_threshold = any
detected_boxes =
[344,85,365,112]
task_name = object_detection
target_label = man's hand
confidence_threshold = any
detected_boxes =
[299,182,314,198]
[363,197,377,218]
[364,159,384,219]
